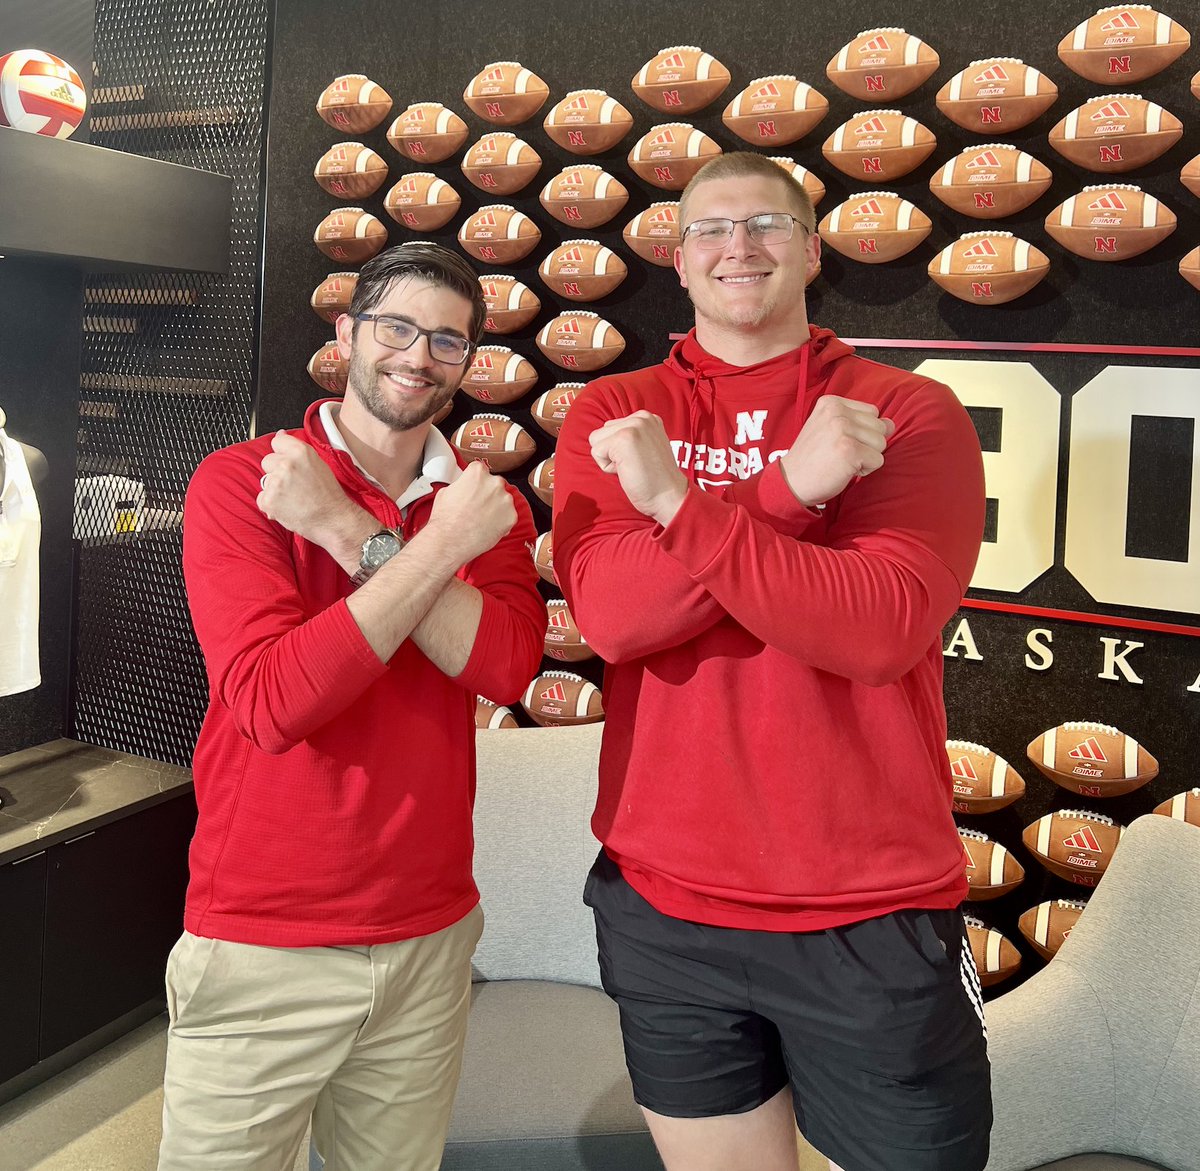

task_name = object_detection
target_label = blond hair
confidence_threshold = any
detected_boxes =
[679,152,816,235]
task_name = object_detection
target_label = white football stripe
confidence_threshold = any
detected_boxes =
[938,246,952,275]
[901,119,916,148]
[506,139,526,165]
[1037,815,1052,856]
[594,321,610,346]
[515,69,532,94]
[1062,194,1078,226]
[1014,239,1030,271]
[833,124,847,152]
[1035,901,1051,946]
[354,152,375,173]
[596,174,612,198]
[503,354,524,382]
[537,323,551,345]
[1043,727,1057,769]
[1172,793,1187,819]
[986,930,1001,972]
[600,97,617,122]
[829,205,843,232]
[360,82,379,106]
[429,178,446,202]
[503,425,521,453]
[990,846,1008,885]
[354,215,374,238]
[991,757,1008,798]
[1125,736,1139,778]
[904,37,921,66]
[436,108,453,134]
[576,683,594,717]
[1143,196,1159,228]
[1025,69,1040,98]
[732,92,745,117]
[487,704,512,729]
[794,82,812,111]
[949,73,964,103]
[698,54,714,80]
[637,63,650,87]
[1156,13,1171,44]
[837,45,850,73]
[1146,105,1162,134]
[507,282,524,309]
[507,213,526,239]
[897,201,913,230]
[1016,153,1033,182]
[1072,22,1087,52]
[687,129,704,158]
[598,246,615,271]
[1064,109,1079,139]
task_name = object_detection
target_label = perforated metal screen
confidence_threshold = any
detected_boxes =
[72,0,270,765]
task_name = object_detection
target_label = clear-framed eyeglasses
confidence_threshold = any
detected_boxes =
[353,313,472,364]
[682,212,806,249]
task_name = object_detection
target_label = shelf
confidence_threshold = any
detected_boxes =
[85,287,200,306]
[83,317,139,334]
[92,85,146,105]
[90,107,241,133]
[80,373,228,397]
[0,127,231,273]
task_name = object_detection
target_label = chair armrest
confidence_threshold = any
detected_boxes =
[984,961,1115,1171]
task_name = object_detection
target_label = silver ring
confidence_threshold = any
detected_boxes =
[260,473,269,490]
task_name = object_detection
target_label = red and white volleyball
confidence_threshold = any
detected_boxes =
[0,50,87,138]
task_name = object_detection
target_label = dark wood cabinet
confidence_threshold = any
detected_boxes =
[0,850,48,1084]
[0,789,194,1099]
[39,795,194,1058]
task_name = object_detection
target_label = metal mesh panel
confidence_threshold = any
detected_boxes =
[73,0,269,765]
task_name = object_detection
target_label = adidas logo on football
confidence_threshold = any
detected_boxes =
[1087,191,1128,211]
[1062,826,1103,852]
[1068,736,1108,763]
[950,756,980,781]
[1091,100,1131,120]
[973,64,1011,84]
[856,116,888,135]
[963,238,1000,258]
[967,150,1005,169]
[859,35,891,53]
[1100,9,1140,31]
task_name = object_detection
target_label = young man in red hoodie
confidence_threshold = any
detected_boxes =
[553,153,990,1171]
[163,243,544,1171]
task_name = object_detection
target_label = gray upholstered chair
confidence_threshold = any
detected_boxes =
[984,814,1200,1171]
[442,722,660,1170]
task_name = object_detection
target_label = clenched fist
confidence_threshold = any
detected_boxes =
[779,396,895,508]
[427,459,517,566]
[589,410,689,526]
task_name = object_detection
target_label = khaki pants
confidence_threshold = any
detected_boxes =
[158,906,483,1171]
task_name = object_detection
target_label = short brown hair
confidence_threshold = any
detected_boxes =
[679,152,816,235]
[348,241,487,343]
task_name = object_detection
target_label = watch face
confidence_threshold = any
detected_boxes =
[364,531,403,569]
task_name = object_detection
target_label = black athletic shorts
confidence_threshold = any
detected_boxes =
[584,850,991,1171]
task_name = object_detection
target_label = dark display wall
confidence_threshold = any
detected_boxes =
[258,0,1199,993]
[66,0,271,765]
[0,0,95,757]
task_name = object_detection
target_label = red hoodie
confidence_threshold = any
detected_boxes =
[553,328,985,931]
[181,400,544,947]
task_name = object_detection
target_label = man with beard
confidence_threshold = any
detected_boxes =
[553,154,990,1171]
[163,242,545,1171]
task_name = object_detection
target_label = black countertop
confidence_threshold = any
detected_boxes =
[0,739,193,865]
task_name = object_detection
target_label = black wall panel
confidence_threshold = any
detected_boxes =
[254,0,1198,993]
[259,0,1199,433]
[0,1,95,754]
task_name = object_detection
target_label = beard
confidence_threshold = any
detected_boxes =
[685,281,782,332]
[345,347,459,431]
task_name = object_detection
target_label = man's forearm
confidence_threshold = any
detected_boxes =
[315,503,487,673]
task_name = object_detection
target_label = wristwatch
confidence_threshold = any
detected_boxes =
[351,528,404,587]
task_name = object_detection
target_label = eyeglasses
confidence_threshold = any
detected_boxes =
[354,313,472,364]
[682,213,805,249]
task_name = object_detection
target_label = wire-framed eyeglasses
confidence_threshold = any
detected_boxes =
[682,213,805,249]
[354,313,472,364]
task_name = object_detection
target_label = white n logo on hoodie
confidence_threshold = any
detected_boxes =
[734,410,768,445]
